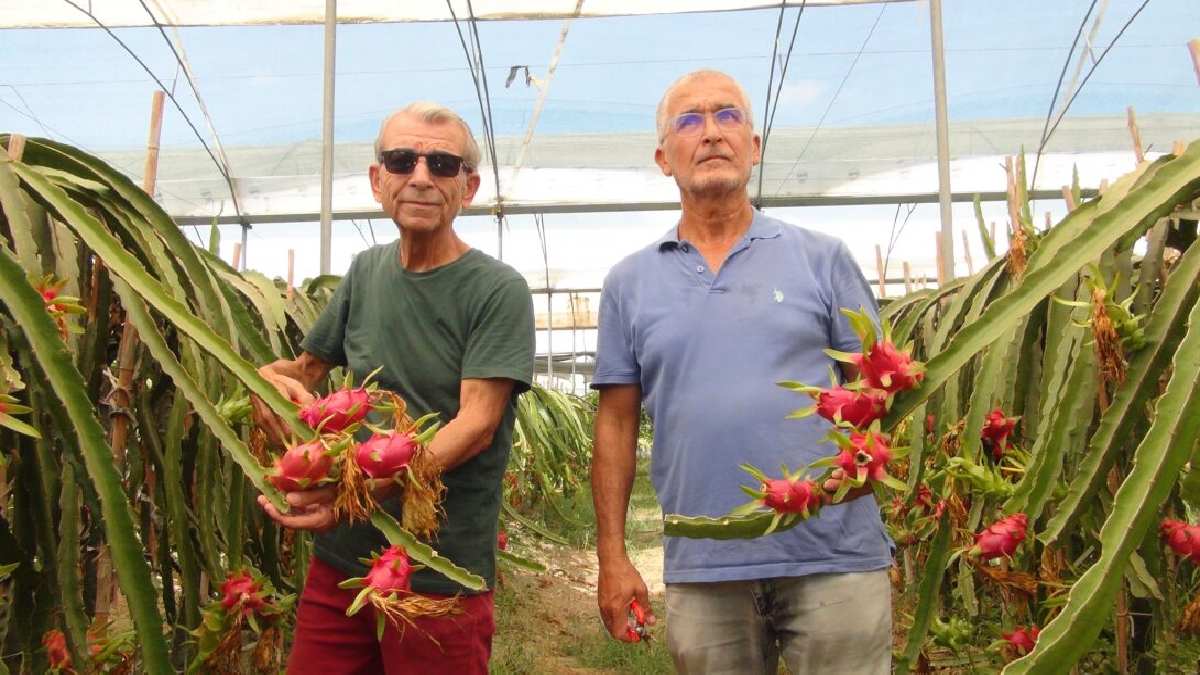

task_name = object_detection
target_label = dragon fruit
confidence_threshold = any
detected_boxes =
[835,431,895,483]
[355,431,419,479]
[813,386,888,428]
[760,477,822,516]
[1162,519,1200,564]
[497,530,509,551]
[339,545,459,639]
[971,513,1028,560]
[981,408,1020,461]
[1002,625,1040,656]
[268,440,334,492]
[299,386,372,432]
[219,570,267,617]
[43,629,71,672]
[850,340,924,394]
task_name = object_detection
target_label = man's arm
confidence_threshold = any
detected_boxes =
[592,384,656,640]
[425,377,515,472]
[251,351,334,446]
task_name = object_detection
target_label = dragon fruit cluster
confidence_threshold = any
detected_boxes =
[265,370,443,528]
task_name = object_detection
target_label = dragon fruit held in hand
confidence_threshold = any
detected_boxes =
[299,386,372,433]
[355,431,419,479]
[267,440,335,492]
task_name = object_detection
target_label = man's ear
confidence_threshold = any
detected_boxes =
[654,146,673,177]
[751,133,762,166]
[460,171,482,209]
[369,163,384,203]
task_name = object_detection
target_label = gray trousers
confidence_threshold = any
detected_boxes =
[665,570,892,675]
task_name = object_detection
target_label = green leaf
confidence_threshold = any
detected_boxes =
[369,511,486,591]
[116,277,287,511]
[0,412,40,439]
[9,160,311,441]
[896,513,954,675]
[663,511,802,540]
[1004,264,1200,673]
[886,142,1200,429]
[55,462,88,669]
[1041,238,1200,546]
[0,233,170,671]
[498,550,547,573]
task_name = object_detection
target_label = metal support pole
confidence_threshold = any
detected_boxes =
[240,223,249,272]
[319,0,337,275]
[929,0,954,283]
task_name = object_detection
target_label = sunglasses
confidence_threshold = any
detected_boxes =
[378,149,471,178]
[670,107,747,137]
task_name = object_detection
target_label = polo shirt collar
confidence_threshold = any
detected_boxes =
[656,208,782,251]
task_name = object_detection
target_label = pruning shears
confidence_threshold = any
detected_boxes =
[625,599,650,643]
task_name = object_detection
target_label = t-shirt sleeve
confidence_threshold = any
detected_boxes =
[461,275,535,394]
[828,241,881,353]
[591,272,640,387]
[300,258,355,366]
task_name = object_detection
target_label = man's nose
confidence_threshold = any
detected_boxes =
[700,113,724,143]
[407,156,435,186]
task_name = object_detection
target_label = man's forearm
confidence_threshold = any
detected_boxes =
[592,394,641,564]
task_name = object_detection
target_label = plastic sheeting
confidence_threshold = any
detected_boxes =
[0,0,892,29]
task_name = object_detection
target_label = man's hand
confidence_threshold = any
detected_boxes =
[597,556,657,642]
[257,486,338,532]
[251,362,316,447]
[821,467,875,505]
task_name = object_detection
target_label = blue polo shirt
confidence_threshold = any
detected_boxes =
[593,210,892,583]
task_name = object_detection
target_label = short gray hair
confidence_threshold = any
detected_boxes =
[373,102,482,170]
[655,70,755,143]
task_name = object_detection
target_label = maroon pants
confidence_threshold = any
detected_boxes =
[286,557,495,674]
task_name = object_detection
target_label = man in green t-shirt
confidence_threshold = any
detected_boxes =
[251,102,534,674]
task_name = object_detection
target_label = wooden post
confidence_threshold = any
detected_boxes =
[286,249,295,300]
[5,134,26,161]
[1046,212,1053,230]
[961,229,974,275]
[874,244,887,298]
[990,222,997,249]
[97,91,166,629]
[934,235,946,287]
[231,241,243,271]
[1099,178,1110,194]
[1189,38,1200,87]
[1005,156,1020,235]
[1126,106,1144,165]
[1062,185,1077,211]
[903,261,913,294]
[1174,140,1188,156]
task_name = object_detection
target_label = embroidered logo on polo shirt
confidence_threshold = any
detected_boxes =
[773,289,784,303]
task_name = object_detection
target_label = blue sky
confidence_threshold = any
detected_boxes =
[2,0,1196,151]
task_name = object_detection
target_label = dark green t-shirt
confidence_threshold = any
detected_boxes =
[300,241,534,594]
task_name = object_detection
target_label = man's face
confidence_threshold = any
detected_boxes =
[655,75,761,197]
[369,114,480,234]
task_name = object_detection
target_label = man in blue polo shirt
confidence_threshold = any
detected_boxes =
[590,70,892,674]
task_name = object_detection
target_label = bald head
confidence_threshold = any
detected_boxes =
[656,70,754,143]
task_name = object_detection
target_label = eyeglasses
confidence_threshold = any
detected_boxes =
[378,149,471,178]
[670,107,747,137]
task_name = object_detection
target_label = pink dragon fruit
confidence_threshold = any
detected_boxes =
[1162,519,1200,564]
[219,570,266,617]
[850,340,924,394]
[355,431,419,479]
[268,440,334,492]
[1002,625,1039,656]
[760,478,822,516]
[981,408,1020,461]
[299,387,372,432]
[364,546,415,594]
[835,431,895,483]
[971,513,1028,560]
[813,386,888,428]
